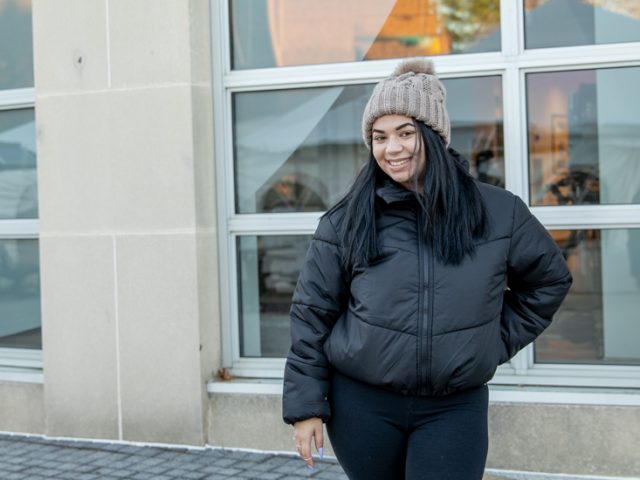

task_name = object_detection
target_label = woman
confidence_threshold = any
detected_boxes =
[282,58,572,479]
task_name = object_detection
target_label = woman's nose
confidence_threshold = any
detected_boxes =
[387,136,403,153]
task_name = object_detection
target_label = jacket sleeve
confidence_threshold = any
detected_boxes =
[282,215,349,424]
[499,196,573,364]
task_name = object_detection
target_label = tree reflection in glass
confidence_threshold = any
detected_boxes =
[230,0,500,69]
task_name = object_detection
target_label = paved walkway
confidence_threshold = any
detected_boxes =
[0,433,624,480]
[0,433,344,480]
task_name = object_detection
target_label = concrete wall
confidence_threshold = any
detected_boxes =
[32,0,220,444]
[0,382,44,434]
[488,403,640,477]
[209,393,640,478]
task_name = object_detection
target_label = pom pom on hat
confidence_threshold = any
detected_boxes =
[391,58,435,77]
[362,57,450,148]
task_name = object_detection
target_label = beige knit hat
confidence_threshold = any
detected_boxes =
[362,58,450,149]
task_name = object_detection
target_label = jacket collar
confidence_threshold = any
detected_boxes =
[375,179,416,205]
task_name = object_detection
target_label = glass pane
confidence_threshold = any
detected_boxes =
[233,85,370,214]
[234,76,504,213]
[527,67,640,206]
[0,0,33,90]
[230,0,501,69]
[535,229,640,365]
[446,75,504,188]
[0,239,41,350]
[237,235,312,358]
[524,0,640,49]
[0,108,38,218]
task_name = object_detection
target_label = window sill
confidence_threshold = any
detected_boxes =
[208,378,283,395]
[0,368,43,384]
[207,379,640,406]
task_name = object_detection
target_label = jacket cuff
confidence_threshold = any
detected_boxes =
[282,401,331,425]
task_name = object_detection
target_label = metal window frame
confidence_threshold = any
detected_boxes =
[212,1,640,388]
[0,86,41,374]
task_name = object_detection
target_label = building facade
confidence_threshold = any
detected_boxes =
[0,0,639,476]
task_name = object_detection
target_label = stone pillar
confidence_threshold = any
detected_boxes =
[33,0,219,444]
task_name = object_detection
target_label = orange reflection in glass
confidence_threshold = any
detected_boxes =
[260,0,499,67]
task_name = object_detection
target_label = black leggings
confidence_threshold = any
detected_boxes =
[326,372,488,480]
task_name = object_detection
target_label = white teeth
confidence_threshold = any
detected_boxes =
[388,159,409,166]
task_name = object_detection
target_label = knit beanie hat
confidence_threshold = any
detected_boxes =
[362,58,450,149]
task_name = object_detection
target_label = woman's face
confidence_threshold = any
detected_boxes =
[371,114,426,191]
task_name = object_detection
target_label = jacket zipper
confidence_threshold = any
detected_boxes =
[416,212,434,395]
[416,211,423,394]
[426,243,434,395]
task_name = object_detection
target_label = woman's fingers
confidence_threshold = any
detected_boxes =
[293,432,314,468]
[293,417,323,469]
[314,422,324,459]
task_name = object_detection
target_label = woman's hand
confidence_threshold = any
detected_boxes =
[293,417,324,468]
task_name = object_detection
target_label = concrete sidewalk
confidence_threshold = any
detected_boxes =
[0,433,627,480]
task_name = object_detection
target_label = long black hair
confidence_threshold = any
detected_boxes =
[328,123,488,267]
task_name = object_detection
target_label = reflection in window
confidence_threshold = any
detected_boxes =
[233,77,504,214]
[524,0,640,49]
[527,67,640,206]
[0,0,33,90]
[0,108,38,219]
[0,239,41,350]
[237,235,312,358]
[230,0,500,69]
[536,229,640,365]
[446,76,504,188]
[233,85,371,214]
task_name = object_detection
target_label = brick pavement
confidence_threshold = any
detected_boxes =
[0,433,345,480]
[0,433,619,480]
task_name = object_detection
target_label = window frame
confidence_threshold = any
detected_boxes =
[0,86,41,376]
[212,0,640,388]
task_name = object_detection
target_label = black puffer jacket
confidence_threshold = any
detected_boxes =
[282,178,572,425]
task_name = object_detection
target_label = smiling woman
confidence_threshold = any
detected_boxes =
[282,58,572,478]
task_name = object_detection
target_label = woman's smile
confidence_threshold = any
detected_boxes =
[386,157,411,168]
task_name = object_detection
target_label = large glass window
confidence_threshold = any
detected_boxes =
[231,75,504,363]
[527,66,640,206]
[536,229,640,365]
[230,0,501,69]
[0,0,39,363]
[524,0,640,49]
[218,0,640,387]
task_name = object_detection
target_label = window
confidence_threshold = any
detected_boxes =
[0,0,41,372]
[524,0,640,49]
[230,0,501,69]
[527,66,640,207]
[538,229,640,366]
[213,0,640,388]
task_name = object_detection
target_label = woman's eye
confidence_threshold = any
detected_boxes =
[373,136,385,142]
[400,130,415,137]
